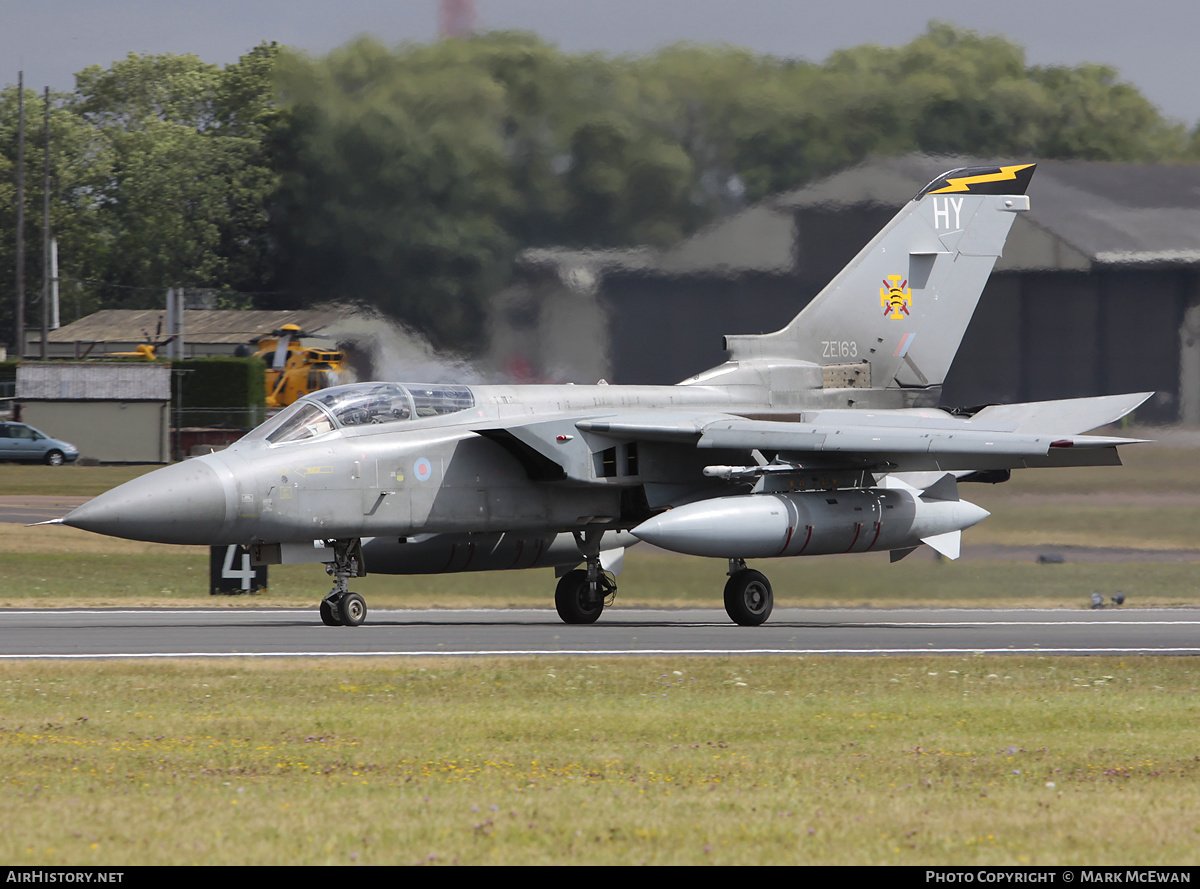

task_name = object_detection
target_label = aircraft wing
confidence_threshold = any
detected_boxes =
[965,391,1153,433]
[573,392,1153,474]
[695,423,1139,472]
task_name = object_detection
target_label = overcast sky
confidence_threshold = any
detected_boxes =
[3,0,1199,125]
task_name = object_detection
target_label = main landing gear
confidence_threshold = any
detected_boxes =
[550,536,774,627]
[555,530,617,624]
[555,568,615,624]
[320,539,367,627]
[320,592,366,627]
[724,559,774,626]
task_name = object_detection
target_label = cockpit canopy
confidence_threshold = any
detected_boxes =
[253,382,476,444]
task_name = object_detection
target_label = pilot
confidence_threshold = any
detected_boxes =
[339,407,371,426]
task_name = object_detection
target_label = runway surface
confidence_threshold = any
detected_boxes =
[3,606,1200,658]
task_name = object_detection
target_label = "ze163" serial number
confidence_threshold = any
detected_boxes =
[821,340,858,359]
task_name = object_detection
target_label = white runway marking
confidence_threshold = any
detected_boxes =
[5,608,1199,658]
[4,648,1200,660]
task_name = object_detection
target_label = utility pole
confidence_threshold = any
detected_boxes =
[50,238,59,330]
[40,87,50,360]
[14,72,25,359]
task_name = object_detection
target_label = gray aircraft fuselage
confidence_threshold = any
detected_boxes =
[74,372,894,548]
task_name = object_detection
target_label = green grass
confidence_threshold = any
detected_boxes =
[0,464,156,497]
[1,656,1198,865]
[975,443,1200,495]
[968,503,1200,550]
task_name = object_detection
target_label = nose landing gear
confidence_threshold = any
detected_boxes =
[320,539,367,627]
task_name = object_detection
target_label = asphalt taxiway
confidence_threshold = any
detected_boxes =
[2,607,1199,658]
[0,494,88,525]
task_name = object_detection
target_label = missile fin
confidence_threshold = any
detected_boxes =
[921,530,961,560]
[919,473,961,502]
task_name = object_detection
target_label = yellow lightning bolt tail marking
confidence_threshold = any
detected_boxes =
[927,163,1036,194]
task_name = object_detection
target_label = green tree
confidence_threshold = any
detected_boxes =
[268,37,520,348]
[72,47,280,307]
[733,22,1194,199]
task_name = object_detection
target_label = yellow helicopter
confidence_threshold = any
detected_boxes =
[244,324,349,408]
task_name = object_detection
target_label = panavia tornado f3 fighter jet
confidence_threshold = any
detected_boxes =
[58,164,1150,627]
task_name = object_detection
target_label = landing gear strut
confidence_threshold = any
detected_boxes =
[724,559,773,626]
[555,530,616,624]
[320,539,367,627]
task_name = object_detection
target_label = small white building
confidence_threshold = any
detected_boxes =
[16,362,171,463]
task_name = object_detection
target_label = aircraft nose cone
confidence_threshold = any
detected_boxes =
[62,458,232,544]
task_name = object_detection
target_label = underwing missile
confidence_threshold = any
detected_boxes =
[630,488,989,560]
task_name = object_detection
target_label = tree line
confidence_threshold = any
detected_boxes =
[2,23,1197,353]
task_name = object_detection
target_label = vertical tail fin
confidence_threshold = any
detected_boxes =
[723,164,1035,391]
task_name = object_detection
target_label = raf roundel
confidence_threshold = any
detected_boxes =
[413,457,433,482]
